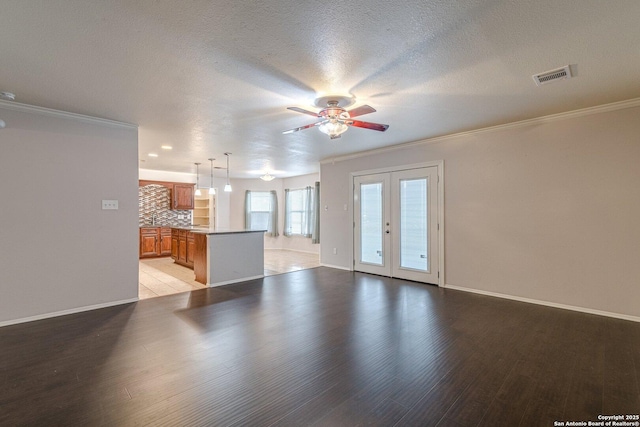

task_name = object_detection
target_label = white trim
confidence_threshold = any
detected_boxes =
[444,284,640,323]
[437,161,445,287]
[208,275,264,287]
[0,99,137,129]
[0,298,139,328]
[320,263,352,271]
[350,161,445,286]
[350,160,443,177]
[321,97,640,165]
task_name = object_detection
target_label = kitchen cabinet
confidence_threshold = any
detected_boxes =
[138,180,195,210]
[159,227,172,256]
[173,184,194,210]
[139,227,172,258]
[172,228,195,268]
[186,232,195,267]
[140,228,159,258]
[171,230,179,259]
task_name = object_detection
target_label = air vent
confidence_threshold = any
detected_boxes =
[532,65,572,86]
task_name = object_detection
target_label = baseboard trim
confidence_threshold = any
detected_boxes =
[208,275,264,287]
[444,284,640,323]
[0,297,140,328]
[320,263,353,271]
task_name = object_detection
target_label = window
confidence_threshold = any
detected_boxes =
[285,188,308,236]
[245,190,278,236]
[284,183,320,243]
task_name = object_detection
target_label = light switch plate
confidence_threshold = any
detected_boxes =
[102,200,119,210]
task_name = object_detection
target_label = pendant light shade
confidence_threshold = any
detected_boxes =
[260,172,275,181]
[208,158,216,195]
[224,153,232,192]
[194,163,202,196]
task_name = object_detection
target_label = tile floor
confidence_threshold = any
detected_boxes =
[139,249,320,299]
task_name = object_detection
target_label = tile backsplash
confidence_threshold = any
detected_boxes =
[138,184,192,226]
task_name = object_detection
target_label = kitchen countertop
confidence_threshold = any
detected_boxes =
[187,227,266,235]
[139,225,265,235]
[138,224,204,229]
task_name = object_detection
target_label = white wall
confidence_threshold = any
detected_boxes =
[0,104,139,325]
[320,102,640,319]
[226,173,320,253]
[139,168,195,183]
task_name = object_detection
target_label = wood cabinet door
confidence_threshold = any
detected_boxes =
[178,237,187,263]
[186,233,195,266]
[170,230,179,260]
[140,233,158,258]
[173,184,194,210]
[159,229,172,256]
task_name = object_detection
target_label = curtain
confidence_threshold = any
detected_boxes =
[269,190,279,237]
[311,181,320,244]
[244,190,252,230]
[283,188,291,237]
[302,185,313,238]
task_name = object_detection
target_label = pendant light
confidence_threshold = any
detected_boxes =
[224,153,232,192]
[194,163,202,196]
[208,158,216,195]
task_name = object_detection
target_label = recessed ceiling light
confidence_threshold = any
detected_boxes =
[148,153,158,157]
[0,91,15,101]
[161,145,172,150]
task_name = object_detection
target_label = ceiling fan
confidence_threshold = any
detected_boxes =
[283,95,389,139]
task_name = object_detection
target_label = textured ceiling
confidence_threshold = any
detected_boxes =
[1,0,639,178]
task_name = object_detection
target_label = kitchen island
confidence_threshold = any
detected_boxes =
[173,227,265,287]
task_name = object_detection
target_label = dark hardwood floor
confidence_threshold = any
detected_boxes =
[1,267,639,426]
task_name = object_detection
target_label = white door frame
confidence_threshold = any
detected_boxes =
[350,160,445,286]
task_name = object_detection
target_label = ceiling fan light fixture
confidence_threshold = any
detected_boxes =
[318,120,348,139]
[283,96,387,139]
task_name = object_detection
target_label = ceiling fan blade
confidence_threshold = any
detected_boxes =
[282,121,322,134]
[348,120,389,132]
[287,106,320,117]
[347,105,376,118]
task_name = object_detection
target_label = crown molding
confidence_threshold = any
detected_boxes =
[0,99,137,130]
[321,97,640,165]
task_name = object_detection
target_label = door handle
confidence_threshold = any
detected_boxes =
[386,230,390,234]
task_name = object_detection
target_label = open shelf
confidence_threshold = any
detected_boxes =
[193,190,216,227]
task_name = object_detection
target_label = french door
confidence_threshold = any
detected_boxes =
[354,167,439,284]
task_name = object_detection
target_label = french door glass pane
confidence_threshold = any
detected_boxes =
[360,183,383,265]
[400,178,428,271]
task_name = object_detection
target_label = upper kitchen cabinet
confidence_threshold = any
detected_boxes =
[139,180,195,210]
[172,184,194,210]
